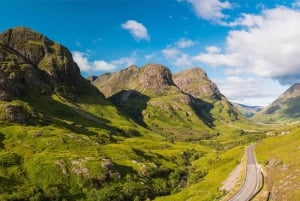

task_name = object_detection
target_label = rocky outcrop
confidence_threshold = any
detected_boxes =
[273,83,300,104]
[253,83,300,122]
[173,68,222,100]
[93,64,180,97]
[138,64,176,96]
[0,69,19,101]
[0,27,81,86]
[0,27,92,101]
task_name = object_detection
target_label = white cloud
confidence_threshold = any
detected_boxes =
[180,0,232,23]
[176,38,195,48]
[72,51,136,74]
[121,20,150,41]
[160,38,195,66]
[293,0,300,8]
[205,46,221,54]
[195,7,300,85]
[162,48,192,67]
[215,76,287,106]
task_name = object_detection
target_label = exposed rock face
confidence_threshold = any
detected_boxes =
[139,64,175,96]
[0,69,19,100]
[173,68,222,100]
[0,27,81,85]
[253,83,300,122]
[92,64,242,134]
[273,83,300,104]
[93,64,180,97]
[0,27,86,101]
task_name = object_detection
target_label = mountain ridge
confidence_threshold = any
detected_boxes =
[92,63,244,140]
[0,27,263,201]
[252,83,300,122]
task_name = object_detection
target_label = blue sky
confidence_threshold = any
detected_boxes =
[2,0,300,106]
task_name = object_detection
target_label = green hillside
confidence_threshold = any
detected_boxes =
[256,123,300,200]
[92,65,249,141]
[0,27,266,201]
[253,83,300,123]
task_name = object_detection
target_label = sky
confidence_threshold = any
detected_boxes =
[1,0,300,106]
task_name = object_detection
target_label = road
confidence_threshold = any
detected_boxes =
[228,144,260,201]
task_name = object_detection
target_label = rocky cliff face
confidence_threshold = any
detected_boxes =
[0,27,104,124]
[173,68,222,100]
[273,83,300,104]
[92,64,242,138]
[93,64,180,98]
[0,27,87,101]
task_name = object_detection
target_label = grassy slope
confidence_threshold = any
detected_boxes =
[0,93,267,200]
[256,124,300,201]
[252,96,300,123]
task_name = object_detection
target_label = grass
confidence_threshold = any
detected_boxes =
[255,124,300,201]
[0,91,267,200]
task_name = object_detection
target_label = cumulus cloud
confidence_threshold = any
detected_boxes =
[205,46,221,54]
[293,0,300,8]
[121,20,150,41]
[215,76,287,106]
[176,38,195,48]
[162,48,192,67]
[72,51,136,74]
[179,0,232,23]
[195,7,300,85]
[160,38,195,66]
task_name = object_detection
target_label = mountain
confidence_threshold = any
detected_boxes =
[172,68,241,122]
[173,68,221,100]
[0,27,109,124]
[0,27,263,201]
[233,103,262,118]
[92,65,243,140]
[252,83,300,122]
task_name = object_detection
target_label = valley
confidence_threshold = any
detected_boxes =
[0,27,299,201]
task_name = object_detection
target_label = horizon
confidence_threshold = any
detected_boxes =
[2,0,300,106]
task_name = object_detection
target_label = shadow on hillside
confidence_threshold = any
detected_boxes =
[75,81,112,106]
[283,97,300,118]
[186,94,215,128]
[21,95,129,137]
[0,133,4,149]
[109,90,150,128]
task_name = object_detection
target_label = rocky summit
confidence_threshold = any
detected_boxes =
[93,64,180,98]
[173,68,222,100]
[0,27,104,123]
[0,27,91,101]
[92,64,242,139]
[253,83,300,122]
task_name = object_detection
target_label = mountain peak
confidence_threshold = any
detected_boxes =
[173,67,222,100]
[139,63,174,90]
[0,26,81,86]
[253,83,300,122]
[274,83,300,104]
[93,63,179,97]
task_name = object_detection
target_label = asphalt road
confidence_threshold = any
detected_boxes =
[228,144,260,201]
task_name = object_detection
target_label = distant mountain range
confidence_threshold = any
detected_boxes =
[233,103,262,118]
[252,83,300,123]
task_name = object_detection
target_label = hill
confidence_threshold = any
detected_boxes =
[0,27,265,201]
[233,103,262,118]
[252,83,300,123]
[92,65,245,141]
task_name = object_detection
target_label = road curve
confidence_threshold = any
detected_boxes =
[228,144,260,201]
